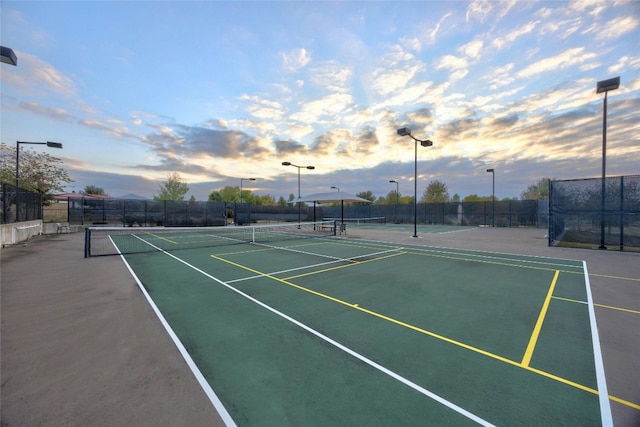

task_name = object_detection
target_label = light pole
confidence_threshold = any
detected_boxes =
[389,180,399,223]
[486,168,495,227]
[240,178,256,204]
[282,162,315,227]
[397,128,433,238]
[239,177,256,226]
[596,76,620,250]
[330,186,340,192]
[15,141,63,222]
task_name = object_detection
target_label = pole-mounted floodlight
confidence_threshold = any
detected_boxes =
[282,161,315,227]
[15,140,63,222]
[397,127,434,238]
[240,178,256,205]
[1,46,17,66]
[596,76,620,249]
[486,169,495,227]
[390,180,399,223]
[596,77,620,94]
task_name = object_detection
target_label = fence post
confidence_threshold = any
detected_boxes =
[620,175,624,251]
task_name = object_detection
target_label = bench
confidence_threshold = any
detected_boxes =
[56,222,71,234]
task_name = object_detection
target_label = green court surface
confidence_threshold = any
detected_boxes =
[116,229,611,426]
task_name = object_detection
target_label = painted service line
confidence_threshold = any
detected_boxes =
[583,260,614,427]
[132,236,495,427]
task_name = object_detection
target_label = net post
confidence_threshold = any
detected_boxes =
[84,227,90,258]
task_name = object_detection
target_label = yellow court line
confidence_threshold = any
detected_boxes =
[609,395,640,411]
[405,250,583,275]
[522,270,560,367]
[552,296,640,315]
[589,272,640,282]
[284,251,406,280]
[216,247,276,256]
[145,232,177,244]
[208,254,640,411]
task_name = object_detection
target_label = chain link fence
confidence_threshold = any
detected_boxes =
[67,198,320,227]
[1,182,43,224]
[549,175,640,251]
[323,199,542,227]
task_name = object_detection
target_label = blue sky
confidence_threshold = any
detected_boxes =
[1,1,639,201]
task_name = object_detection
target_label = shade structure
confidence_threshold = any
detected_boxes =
[295,191,371,226]
[294,191,371,204]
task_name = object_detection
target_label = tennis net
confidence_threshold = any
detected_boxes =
[324,217,386,226]
[84,221,336,257]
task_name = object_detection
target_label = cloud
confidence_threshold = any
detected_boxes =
[281,48,312,72]
[466,0,494,24]
[308,61,353,93]
[240,94,285,120]
[3,52,76,97]
[370,63,425,96]
[466,0,516,24]
[459,39,484,59]
[16,101,73,122]
[434,54,469,82]
[516,47,594,79]
[595,15,640,40]
[289,93,354,123]
[275,139,307,155]
[492,21,538,50]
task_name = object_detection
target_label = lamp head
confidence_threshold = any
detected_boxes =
[420,140,433,147]
[282,161,291,166]
[389,180,397,183]
[1,46,17,66]
[596,77,620,94]
[306,166,315,170]
[486,168,494,173]
[397,127,411,136]
[46,141,63,149]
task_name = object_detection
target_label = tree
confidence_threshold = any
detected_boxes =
[82,185,106,196]
[208,191,223,202]
[0,142,73,204]
[462,194,491,202]
[374,190,400,205]
[520,178,551,200]
[356,190,376,202]
[420,180,449,203]
[257,194,276,206]
[207,186,276,205]
[277,196,288,206]
[153,172,189,201]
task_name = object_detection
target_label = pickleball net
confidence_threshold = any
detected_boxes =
[84,220,337,257]
[323,217,386,228]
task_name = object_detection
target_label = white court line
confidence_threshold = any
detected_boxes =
[111,236,237,427]
[338,236,584,271]
[130,235,495,426]
[227,246,404,283]
[582,261,614,426]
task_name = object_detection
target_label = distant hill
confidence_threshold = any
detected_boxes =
[117,193,149,200]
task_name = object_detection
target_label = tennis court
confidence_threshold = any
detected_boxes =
[102,222,613,426]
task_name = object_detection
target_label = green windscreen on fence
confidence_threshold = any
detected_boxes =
[549,175,640,251]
